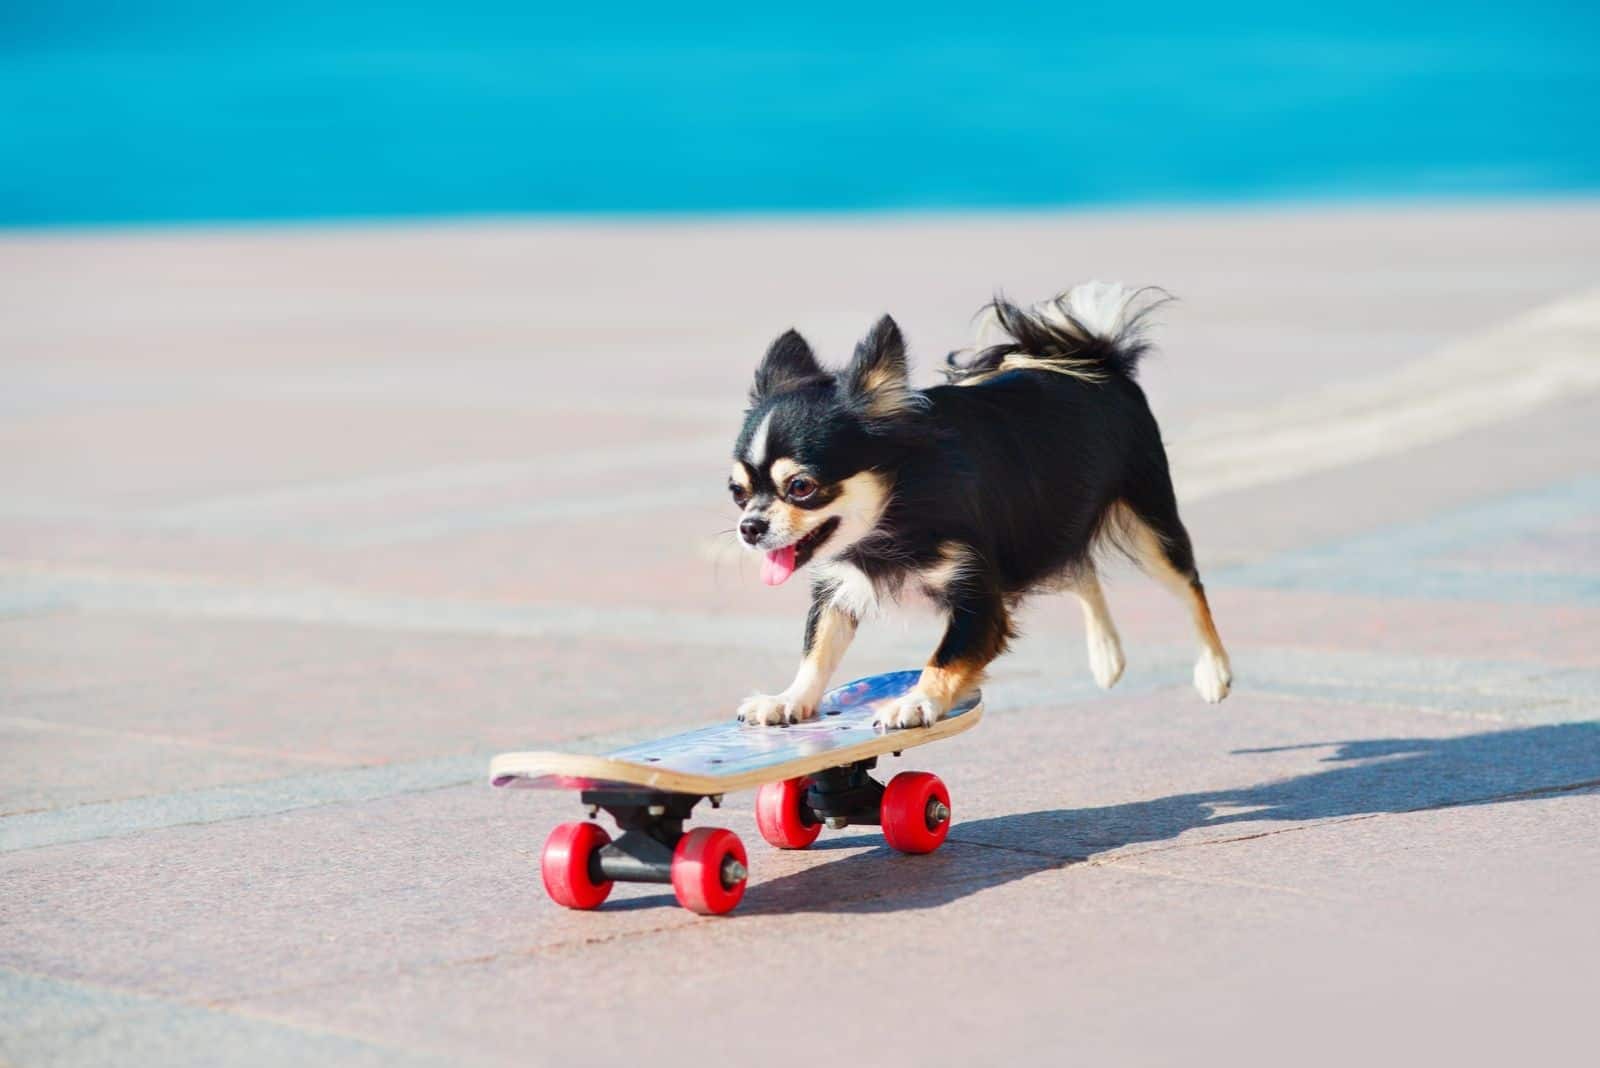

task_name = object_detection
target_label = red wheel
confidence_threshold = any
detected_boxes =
[880,772,951,854]
[755,777,822,849]
[671,827,749,915]
[540,821,613,910]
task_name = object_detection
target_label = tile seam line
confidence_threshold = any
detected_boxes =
[0,965,451,1066]
[0,682,1328,849]
[0,776,477,855]
[2,686,1584,852]
[0,714,358,768]
[208,851,1094,1009]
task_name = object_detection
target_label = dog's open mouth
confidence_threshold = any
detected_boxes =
[760,517,841,587]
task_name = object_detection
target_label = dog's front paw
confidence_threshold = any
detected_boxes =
[738,690,817,726]
[1194,649,1232,703]
[874,688,947,730]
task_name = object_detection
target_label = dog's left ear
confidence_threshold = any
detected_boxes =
[842,315,918,419]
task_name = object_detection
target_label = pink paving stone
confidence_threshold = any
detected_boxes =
[2,613,801,810]
[9,515,1600,663]
[9,205,1598,414]
[4,205,1600,1066]
[208,792,1599,1068]
[0,687,1539,1003]
[0,401,709,511]
[1110,783,1600,907]
[0,720,312,817]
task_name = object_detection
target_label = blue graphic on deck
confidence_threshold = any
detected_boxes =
[588,671,979,780]
[599,671,980,782]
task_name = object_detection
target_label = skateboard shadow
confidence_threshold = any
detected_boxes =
[739,720,1600,915]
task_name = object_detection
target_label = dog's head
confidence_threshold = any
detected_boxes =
[730,316,923,586]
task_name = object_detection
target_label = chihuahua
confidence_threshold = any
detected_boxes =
[730,282,1231,729]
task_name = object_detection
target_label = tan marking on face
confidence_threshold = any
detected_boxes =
[766,499,807,536]
[768,457,801,489]
[730,462,752,492]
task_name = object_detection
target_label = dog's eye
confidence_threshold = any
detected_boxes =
[786,476,818,501]
[729,483,750,507]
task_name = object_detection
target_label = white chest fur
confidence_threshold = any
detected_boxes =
[815,561,880,620]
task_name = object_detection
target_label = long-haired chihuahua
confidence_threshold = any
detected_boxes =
[730,282,1231,729]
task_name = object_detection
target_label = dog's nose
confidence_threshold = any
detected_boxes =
[739,517,769,545]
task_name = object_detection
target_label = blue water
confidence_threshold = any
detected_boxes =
[3,2,1597,226]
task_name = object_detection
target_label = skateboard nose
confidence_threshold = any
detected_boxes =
[739,517,768,544]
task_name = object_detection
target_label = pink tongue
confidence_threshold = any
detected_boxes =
[761,545,797,586]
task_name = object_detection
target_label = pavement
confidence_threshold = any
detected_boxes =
[2,201,1598,1067]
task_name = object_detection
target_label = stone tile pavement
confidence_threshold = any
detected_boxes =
[2,203,1598,1066]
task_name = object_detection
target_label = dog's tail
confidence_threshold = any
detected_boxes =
[945,282,1170,386]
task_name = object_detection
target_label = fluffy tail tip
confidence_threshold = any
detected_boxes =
[1060,281,1138,341]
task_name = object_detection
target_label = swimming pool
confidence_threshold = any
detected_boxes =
[3,2,1596,226]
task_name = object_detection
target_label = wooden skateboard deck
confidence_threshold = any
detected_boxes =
[490,669,982,797]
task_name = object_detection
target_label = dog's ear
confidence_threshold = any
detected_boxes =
[842,315,919,419]
[752,329,825,400]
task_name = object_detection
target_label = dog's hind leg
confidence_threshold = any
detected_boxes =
[1065,565,1125,689]
[1110,496,1232,703]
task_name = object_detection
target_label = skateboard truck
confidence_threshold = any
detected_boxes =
[535,789,751,916]
[803,758,887,829]
[581,790,700,883]
[800,757,952,833]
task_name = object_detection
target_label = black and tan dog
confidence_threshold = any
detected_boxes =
[729,283,1231,729]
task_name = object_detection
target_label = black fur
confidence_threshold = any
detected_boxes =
[733,288,1202,677]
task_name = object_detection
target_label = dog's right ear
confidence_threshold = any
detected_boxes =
[841,315,921,421]
[752,329,825,401]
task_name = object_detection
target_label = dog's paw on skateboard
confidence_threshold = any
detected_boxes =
[874,689,947,730]
[738,691,818,725]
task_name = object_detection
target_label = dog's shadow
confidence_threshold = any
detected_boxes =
[737,720,1600,915]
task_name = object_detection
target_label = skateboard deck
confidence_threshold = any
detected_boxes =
[493,670,982,916]
[490,669,982,797]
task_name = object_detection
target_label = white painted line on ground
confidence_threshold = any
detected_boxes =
[1171,288,1600,501]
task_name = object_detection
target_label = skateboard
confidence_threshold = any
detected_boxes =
[489,669,982,915]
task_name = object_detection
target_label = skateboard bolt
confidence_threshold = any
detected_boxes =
[721,858,748,888]
[585,805,599,819]
[926,800,951,827]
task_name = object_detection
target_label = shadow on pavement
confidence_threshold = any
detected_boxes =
[742,720,1600,915]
